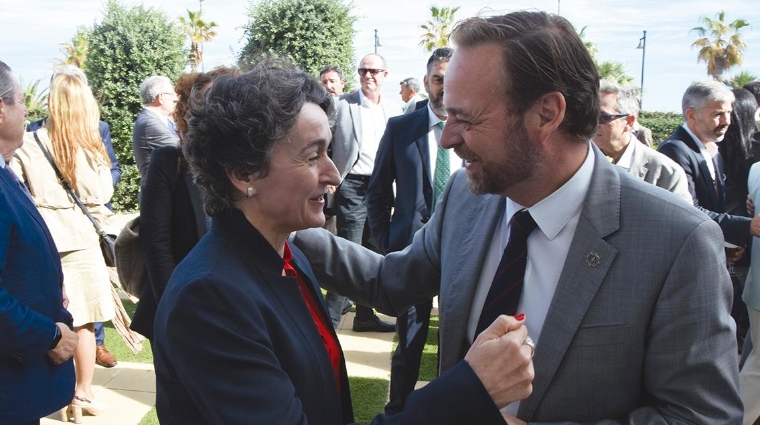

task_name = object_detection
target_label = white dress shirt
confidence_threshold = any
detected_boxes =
[351,90,390,176]
[466,143,595,416]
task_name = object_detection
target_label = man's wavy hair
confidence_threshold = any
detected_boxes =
[184,59,334,216]
[451,11,600,142]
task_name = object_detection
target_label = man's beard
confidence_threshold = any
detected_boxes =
[455,117,541,195]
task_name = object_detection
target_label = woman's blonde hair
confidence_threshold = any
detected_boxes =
[46,74,108,188]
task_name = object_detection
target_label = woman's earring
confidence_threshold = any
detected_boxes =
[247,187,253,198]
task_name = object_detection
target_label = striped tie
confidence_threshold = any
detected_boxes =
[476,209,537,336]
[4,166,33,202]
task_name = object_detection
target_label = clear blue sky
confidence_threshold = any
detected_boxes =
[1,0,758,113]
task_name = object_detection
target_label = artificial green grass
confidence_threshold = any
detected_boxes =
[137,406,158,425]
[349,377,390,424]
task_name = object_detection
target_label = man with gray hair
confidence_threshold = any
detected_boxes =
[592,79,691,203]
[659,80,760,245]
[400,77,424,114]
[132,75,178,179]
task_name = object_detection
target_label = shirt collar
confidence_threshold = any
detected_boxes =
[0,155,6,169]
[506,142,595,240]
[615,134,637,170]
[427,102,444,129]
[359,89,382,109]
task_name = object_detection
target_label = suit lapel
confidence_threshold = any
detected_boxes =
[0,170,61,267]
[348,93,362,149]
[518,148,620,420]
[412,111,433,190]
[679,127,720,207]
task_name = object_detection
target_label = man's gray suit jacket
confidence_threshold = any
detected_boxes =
[330,91,402,178]
[294,145,742,424]
[626,140,693,204]
[132,108,179,178]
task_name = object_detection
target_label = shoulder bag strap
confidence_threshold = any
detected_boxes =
[32,131,109,237]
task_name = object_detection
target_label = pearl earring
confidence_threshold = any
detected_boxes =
[247,187,253,198]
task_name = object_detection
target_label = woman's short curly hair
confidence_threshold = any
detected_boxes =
[184,59,334,216]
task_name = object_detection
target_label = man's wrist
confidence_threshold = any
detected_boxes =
[49,324,62,350]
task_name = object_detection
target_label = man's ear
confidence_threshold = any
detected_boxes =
[526,91,566,143]
[0,99,6,126]
[625,114,636,130]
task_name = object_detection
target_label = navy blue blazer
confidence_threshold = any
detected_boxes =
[0,166,75,423]
[154,208,503,425]
[366,106,437,254]
[27,119,122,187]
[658,125,751,245]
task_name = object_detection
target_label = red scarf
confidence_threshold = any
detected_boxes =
[282,243,342,392]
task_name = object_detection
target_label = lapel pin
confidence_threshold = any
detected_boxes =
[585,252,601,268]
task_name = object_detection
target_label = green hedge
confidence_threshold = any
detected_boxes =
[638,111,683,148]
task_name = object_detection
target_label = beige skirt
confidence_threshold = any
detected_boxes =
[60,246,115,327]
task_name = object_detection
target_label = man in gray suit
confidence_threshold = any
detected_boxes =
[592,79,692,204]
[295,11,741,424]
[328,53,402,332]
[132,75,179,179]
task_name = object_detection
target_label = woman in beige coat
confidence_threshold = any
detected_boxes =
[11,73,114,422]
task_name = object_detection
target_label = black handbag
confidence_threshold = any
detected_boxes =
[33,131,117,267]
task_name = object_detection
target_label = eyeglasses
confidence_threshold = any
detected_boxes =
[358,68,385,76]
[599,112,628,124]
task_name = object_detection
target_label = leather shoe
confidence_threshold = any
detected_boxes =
[352,315,395,333]
[95,345,117,368]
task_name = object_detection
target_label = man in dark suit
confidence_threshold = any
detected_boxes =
[0,60,78,425]
[658,80,760,246]
[366,47,460,414]
[329,53,402,332]
[25,65,122,369]
[295,11,742,423]
[132,75,179,179]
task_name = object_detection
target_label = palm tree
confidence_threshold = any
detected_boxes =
[58,27,89,70]
[419,6,460,52]
[576,25,598,60]
[179,9,219,71]
[21,78,48,123]
[597,61,634,85]
[727,71,758,88]
[692,10,750,81]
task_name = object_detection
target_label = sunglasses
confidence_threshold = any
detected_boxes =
[599,112,629,124]
[358,68,385,76]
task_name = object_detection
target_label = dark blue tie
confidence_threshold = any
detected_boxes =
[476,209,537,336]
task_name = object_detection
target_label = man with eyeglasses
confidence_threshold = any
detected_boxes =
[132,75,179,179]
[329,53,402,332]
[659,80,760,246]
[592,79,691,203]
